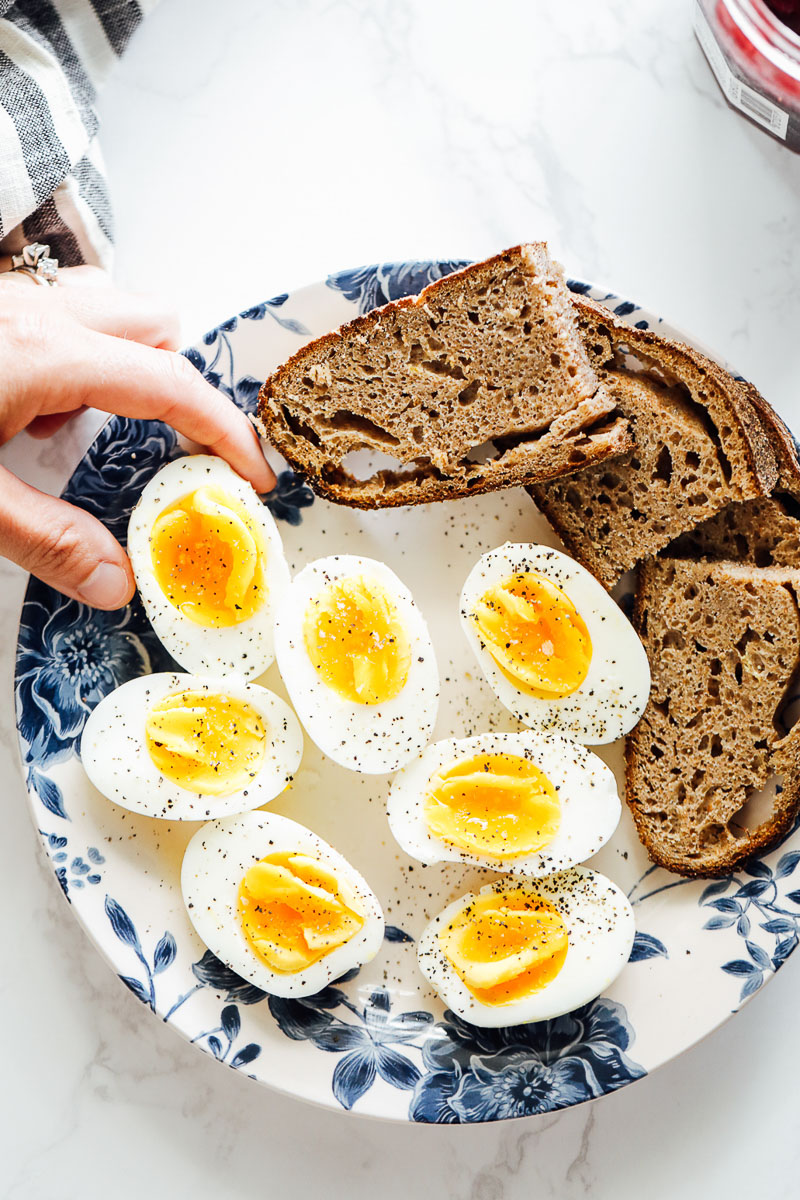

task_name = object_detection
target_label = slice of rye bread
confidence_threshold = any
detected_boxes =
[667,388,800,567]
[528,296,778,588]
[255,245,633,509]
[667,494,800,567]
[627,556,800,877]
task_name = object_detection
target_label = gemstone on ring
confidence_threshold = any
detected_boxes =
[10,242,59,286]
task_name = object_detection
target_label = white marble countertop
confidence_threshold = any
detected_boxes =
[3,0,800,1195]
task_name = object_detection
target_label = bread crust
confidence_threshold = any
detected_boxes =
[738,381,800,495]
[261,411,633,510]
[624,726,800,879]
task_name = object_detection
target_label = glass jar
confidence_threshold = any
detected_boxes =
[695,0,800,150]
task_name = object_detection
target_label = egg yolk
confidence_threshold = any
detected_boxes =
[150,486,267,626]
[423,752,560,860]
[470,571,592,698]
[439,891,568,1006]
[302,575,411,705]
[145,690,266,795]
[237,852,365,973]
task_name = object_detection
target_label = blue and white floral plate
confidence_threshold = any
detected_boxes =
[15,263,800,1123]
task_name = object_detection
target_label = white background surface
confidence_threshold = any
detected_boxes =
[3,0,800,1196]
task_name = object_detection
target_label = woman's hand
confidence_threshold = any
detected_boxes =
[0,266,274,608]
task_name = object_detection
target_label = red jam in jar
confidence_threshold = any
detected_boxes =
[695,0,800,149]
[766,1,800,37]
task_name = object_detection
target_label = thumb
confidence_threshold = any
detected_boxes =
[0,467,135,608]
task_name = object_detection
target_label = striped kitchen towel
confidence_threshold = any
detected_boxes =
[0,1,157,271]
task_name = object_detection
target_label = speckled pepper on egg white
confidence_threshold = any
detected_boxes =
[127,456,290,679]
[460,543,651,745]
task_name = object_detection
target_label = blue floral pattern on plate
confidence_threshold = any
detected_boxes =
[699,852,800,999]
[14,260,800,1121]
[270,979,432,1111]
[103,898,263,1072]
[264,469,315,526]
[411,999,645,1123]
[16,593,175,820]
[64,418,180,545]
[327,260,470,315]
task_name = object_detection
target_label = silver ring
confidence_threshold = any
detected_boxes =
[10,242,59,287]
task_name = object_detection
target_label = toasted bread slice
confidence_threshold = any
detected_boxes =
[256,246,632,509]
[667,494,800,568]
[626,556,800,877]
[528,297,778,587]
[666,389,800,568]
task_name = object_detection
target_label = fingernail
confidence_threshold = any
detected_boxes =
[78,562,132,609]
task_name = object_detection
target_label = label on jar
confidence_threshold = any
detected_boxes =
[694,3,790,138]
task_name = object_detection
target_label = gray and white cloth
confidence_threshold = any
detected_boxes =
[0,0,155,271]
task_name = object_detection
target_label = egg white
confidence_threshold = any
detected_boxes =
[460,543,650,745]
[417,867,635,1027]
[274,554,439,774]
[128,455,290,679]
[387,730,620,876]
[81,672,303,820]
[181,811,385,997]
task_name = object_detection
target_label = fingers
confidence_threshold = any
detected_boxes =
[53,265,182,350]
[0,264,180,349]
[0,262,108,292]
[49,265,110,288]
[0,280,275,492]
[0,466,135,608]
[65,327,275,492]
[1,299,275,493]
[58,285,181,350]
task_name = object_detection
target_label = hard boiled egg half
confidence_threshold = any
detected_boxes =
[460,543,650,744]
[182,812,385,996]
[275,554,439,773]
[128,455,289,678]
[387,730,620,876]
[81,673,303,820]
[417,868,634,1027]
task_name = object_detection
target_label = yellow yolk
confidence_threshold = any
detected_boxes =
[423,752,560,860]
[302,575,411,705]
[237,852,365,973]
[470,571,592,698]
[439,891,568,1006]
[145,690,266,795]
[150,486,267,626]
